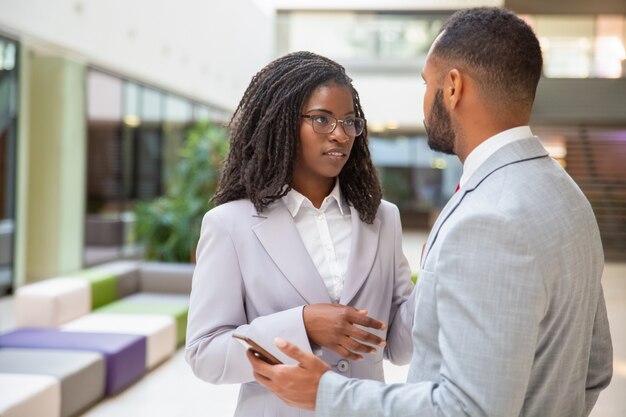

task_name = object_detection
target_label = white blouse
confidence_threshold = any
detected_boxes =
[282,181,352,303]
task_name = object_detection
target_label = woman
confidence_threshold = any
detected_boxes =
[185,51,415,416]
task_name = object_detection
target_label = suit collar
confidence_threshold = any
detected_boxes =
[252,200,381,306]
[463,136,548,192]
[282,180,349,218]
[252,201,332,304]
[339,206,381,305]
[459,126,533,188]
[421,136,549,269]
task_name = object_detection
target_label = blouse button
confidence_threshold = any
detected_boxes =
[337,359,349,373]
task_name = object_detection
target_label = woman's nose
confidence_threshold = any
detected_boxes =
[329,122,350,143]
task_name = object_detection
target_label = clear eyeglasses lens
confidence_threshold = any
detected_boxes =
[309,115,365,137]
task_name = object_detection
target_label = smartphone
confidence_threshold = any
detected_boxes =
[232,333,283,365]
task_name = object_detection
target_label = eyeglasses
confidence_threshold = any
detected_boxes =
[301,114,365,137]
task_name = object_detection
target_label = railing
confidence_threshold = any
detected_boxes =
[565,128,626,261]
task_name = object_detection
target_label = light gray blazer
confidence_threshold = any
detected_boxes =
[317,136,613,417]
[185,198,415,417]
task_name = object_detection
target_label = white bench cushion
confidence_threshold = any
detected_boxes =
[61,313,176,369]
[0,373,61,417]
[15,278,91,327]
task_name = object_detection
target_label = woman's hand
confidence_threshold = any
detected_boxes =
[303,304,387,360]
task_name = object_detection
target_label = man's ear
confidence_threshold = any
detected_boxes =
[446,69,463,109]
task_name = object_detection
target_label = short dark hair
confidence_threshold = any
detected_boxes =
[212,51,382,224]
[432,7,543,112]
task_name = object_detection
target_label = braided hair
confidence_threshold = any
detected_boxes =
[212,51,382,224]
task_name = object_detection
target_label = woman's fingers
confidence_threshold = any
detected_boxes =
[342,336,378,354]
[348,310,387,331]
[347,326,386,347]
[332,344,364,361]
[303,303,388,356]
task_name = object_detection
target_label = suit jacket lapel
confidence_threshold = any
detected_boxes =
[421,136,549,269]
[421,187,466,269]
[252,202,332,305]
[339,206,381,305]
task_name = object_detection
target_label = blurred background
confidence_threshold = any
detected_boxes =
[1,0,625,289]
[0,0,625,416]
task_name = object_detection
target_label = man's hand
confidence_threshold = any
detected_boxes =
[304,304,387,360]
[248,338,331,410]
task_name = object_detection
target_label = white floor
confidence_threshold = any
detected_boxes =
[0,232,624,417]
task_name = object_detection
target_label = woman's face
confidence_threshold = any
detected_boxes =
[294,82,356,190]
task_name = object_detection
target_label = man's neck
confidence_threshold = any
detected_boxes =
[456,121,528,163]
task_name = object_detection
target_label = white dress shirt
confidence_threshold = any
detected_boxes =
[282,181,352,303]
[459,126,534,188]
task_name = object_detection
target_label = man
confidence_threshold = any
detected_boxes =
[248,7,613,417]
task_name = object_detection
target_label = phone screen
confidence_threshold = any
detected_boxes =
[232,333,283,365]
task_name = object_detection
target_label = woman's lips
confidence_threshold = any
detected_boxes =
[323,151,346,157]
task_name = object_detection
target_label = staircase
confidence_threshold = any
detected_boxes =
[564,127,626,262]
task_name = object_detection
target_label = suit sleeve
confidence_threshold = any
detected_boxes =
[382,204,415,365]
[185,210,312,385]
[584,287,613,416]
[316,211,545,417]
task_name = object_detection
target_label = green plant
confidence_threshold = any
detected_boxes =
[134,121,229,262]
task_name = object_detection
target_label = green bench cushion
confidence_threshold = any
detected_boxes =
[94,293,189,346]
[70,270,117,310]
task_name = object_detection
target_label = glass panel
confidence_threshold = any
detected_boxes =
[536,16,595,78]
[278,11,448,63]
[87,71,122,121]
[165,95,192,123]
[142,87,162,122]
[162,95,192,192]
[370,135,461,215]
[0,36,17,294]
[136,128,161,199]
[0,41,16,71]
[85,70,128,266]
[194,104,211,121]
[533,14,626,78]
[594,15,626,78]
[123,82,141,124]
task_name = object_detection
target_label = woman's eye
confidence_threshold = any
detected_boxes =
[313,115,330,125]
[344,118,355,127]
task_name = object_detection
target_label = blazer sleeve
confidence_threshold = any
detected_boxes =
[185,210,312,385]
[382,204,416,365]
[316,211,546,417]
[584,287,613,416]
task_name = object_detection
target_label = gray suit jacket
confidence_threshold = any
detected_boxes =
[317,136,613,417]
[185,199,415,417]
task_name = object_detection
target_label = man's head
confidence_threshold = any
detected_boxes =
[422,7,543,156]
[433,7,543,113]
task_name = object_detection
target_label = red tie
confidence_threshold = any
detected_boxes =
[455,183,460,193]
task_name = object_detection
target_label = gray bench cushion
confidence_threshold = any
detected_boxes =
[139,262,194,294]
[0,348,105,417]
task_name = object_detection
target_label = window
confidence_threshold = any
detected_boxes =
[0,36,18,295]
[528,14,626,78]
[277,11,449,69]
[370,135,462,227]
[84,69,227,266]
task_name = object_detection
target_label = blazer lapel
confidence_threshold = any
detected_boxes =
[339,206,381,305]
[252,202,332,305]
[421,136,549,268]
[420,187,466,269]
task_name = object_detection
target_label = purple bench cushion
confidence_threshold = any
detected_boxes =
[0,328,146,395]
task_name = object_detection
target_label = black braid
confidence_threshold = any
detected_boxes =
[212,51,382,224]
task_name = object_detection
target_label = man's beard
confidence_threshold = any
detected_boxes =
[424,89,456,155]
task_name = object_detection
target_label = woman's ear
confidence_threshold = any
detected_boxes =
[446,69,463,109]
